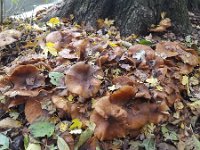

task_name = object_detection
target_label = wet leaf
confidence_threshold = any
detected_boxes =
[29,121,55,138]
[69,119,82,130]
[49,72,64,86]
[74,122,96,150]
[0,133,9,150]
[57,136,70,150]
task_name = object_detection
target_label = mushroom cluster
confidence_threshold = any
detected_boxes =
[0,20,199,145]
[91,85,169,140]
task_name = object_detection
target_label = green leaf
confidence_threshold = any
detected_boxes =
[23,134,29,150]
[74,122,96,150]
[49,72,64,86]
[141,138,156,150]
[26,143,41,150]
[161,126,178,141]
[57,136,70,150]
[29,121,55,138]
[0,133,9,150]
[69,119,82,130]
[138,39,152,45]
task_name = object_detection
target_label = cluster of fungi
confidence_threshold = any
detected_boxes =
[0,24,199,143]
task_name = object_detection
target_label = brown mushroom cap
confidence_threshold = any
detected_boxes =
[110,85,137,105]
[46,31,62,43]
[156,42,199,66]
[65,62,103,98]
[90,96,127,140]
[127,102,169,130]
[9,64,45,90]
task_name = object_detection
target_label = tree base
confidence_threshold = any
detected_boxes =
[45,0,192,36]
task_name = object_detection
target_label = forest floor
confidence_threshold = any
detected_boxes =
[0,9,200,150]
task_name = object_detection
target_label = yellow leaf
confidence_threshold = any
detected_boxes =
[182,75,189,85]
[45,42,58,56]
[47,17,61,27]
[69,119,82,130]
[108,42,118,47]
[59,122,68,132]
[146,77,158,87]
[156,85,163,91]
[104,18,114,27]
[67,94,74,102]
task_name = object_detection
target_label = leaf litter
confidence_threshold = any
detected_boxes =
[0,15,199,150]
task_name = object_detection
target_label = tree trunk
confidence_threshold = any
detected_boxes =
[187,0,200,12]
[46,0,191,36]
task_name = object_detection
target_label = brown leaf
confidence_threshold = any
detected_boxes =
[25,99,47,123]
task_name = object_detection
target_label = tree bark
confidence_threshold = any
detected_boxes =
[187,0,200,12]
[46,0,191,36]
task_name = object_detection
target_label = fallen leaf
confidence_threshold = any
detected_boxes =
[26,143,41,150]
[0,117,21,129]
[69,118,82,130]
[49,72,64,86]
[146,77,158,87]
[47,17,61,27]
[0,133,9,150]
[141,138,156,150]
[74,122,96,150]
[188,100,200,115]
[57,136,70,150]
[25,99,46,123]
[59,122,68,132]
[108,42,118,47]
[138,39,152,45]
[182,75,189,85]
[29,121,55,138]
